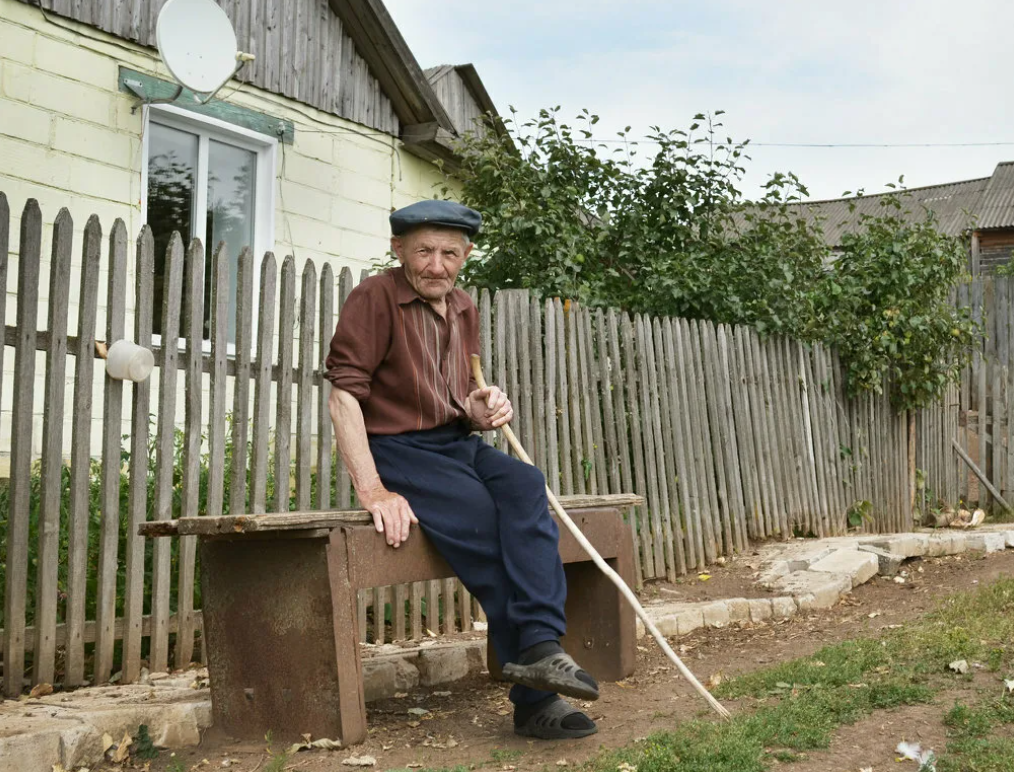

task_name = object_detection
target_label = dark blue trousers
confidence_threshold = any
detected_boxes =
[369,422,566,705]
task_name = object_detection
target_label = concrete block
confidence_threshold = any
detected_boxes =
[363,659,397,702]
[295,129,334,162]
[809,549,879,588]
[53,118,133,169]
[0,726,64,772]
[34,35,119,89]
[0,99,52,144]
[676,606,706,635]
[1006,530,1014,548]
[772,570,851,609]
[925,533,957,556]
[748,598,773,622]
[701,601,731,629]
[649,612,679,638]
[635,616,645,639]
[866,533,927,558]
[59,724,103,769]
[726,598,751,624]
[417,646,471,687]
[858,544,904,576]
[965,532,1007,553]
[785,546,835,572]
[0,20,36,64]
[771,596,797,619]
[282,150,338,191]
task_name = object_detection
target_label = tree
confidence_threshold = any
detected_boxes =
[451,108,978,410]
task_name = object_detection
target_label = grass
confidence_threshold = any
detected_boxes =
[490,747,524,763]
[568,576,1014,772]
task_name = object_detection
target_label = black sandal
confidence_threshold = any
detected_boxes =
[502,651,599,701]
[514,698,598,740]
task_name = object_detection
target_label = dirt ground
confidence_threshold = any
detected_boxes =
[114,548,1014,772]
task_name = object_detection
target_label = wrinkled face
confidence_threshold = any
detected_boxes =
[391,226,473,302]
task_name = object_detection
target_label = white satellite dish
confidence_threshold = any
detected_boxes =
[156,0,239,94]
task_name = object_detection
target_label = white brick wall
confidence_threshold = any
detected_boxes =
[0,0,457,468]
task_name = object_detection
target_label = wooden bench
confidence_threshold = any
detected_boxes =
[139,493,641,745]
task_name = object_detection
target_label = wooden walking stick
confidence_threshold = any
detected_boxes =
[470,355,732,721]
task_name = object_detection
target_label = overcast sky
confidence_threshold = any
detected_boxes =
[383,0,1014,202]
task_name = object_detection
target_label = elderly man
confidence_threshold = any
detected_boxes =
[325,200,599,740]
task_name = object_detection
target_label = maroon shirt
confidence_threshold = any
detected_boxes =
[325,266,480,435]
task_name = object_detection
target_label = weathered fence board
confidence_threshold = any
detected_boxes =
[5,196,1007,690]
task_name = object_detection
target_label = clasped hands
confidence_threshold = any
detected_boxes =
[360,386,513,548]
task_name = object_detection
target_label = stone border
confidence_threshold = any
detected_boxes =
[636,527,1014,639]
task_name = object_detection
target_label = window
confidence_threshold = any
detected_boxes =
[143,105,276,344]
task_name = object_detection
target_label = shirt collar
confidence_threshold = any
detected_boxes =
[391,266,464,316]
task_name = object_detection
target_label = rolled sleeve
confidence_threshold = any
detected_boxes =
[325,280,391,402]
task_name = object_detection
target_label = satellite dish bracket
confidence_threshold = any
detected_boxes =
[124,58,248,114]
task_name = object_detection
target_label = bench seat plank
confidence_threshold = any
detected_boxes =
[138,493,645,537]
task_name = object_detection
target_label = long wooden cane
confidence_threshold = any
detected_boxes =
[470,355,731,721]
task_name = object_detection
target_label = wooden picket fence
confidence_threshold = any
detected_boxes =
[0,193,946,696]
[915,277,1014,512]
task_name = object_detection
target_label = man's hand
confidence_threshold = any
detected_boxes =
[466,385,513,431]
[357,486,418,548]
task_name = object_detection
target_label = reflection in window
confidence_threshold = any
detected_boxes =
[147,122,197,338]
[207,140,256,344]
[145,117,266,345]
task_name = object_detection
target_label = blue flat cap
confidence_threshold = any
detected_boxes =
[389,200,482,239]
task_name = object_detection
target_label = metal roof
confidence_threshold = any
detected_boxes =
[977,162,1014,229]
[751,163,1014,246]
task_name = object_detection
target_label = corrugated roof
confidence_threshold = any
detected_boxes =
[789,177,989,245]
[977,162,1014,229]
[741,163,1014,246]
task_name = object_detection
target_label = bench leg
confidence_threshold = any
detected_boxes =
[486,554,637,683]
[328,528,367,744]
[200,533,366,743]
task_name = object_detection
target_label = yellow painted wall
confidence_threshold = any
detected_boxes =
[0,0,462,472]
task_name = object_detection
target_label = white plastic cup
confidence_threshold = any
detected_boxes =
[105,339,155,382]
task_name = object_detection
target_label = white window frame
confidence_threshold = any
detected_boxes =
[141,103,277,351]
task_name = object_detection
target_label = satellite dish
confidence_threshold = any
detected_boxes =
[156,0,238,94]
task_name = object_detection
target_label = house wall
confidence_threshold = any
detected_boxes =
[13,0,401,136]
[0,0,459,473]
[977,229,1014,272]
[430,68,486,137]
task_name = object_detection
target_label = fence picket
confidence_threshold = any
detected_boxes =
[581,310,607,492]
[607,310,640,582]
[663,319,698,570]
[33,210,73,685]
[531,296,547,475]
[122,227,155,684]
[149,232,184,674]
[635,315,666,577]
[622,313,653,576]
[275,256,296,512]
[297,260,317,511]
[251,254,279,512]
[206,241,230,521]
[479,289,494,448]
[229,247,255,514]
[66,215,102,687]
[517,292,535,462]
[567,303,586,492]
[2,200,41,697]
[555,299,574,493]
[650,317,683,577]
[176,238,206,667]
[318,264,335,509]
[544,300,561,495]
[338,267,354,506]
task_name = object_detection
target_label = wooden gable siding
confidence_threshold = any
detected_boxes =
[428,66,486,137]
[20,0,399,135]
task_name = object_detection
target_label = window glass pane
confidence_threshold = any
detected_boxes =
[207,139,257,344]
[148,122,198,338]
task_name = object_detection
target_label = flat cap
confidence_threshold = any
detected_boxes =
[389,200,482,239]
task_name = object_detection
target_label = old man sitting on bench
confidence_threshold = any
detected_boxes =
[325,200,599,740]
